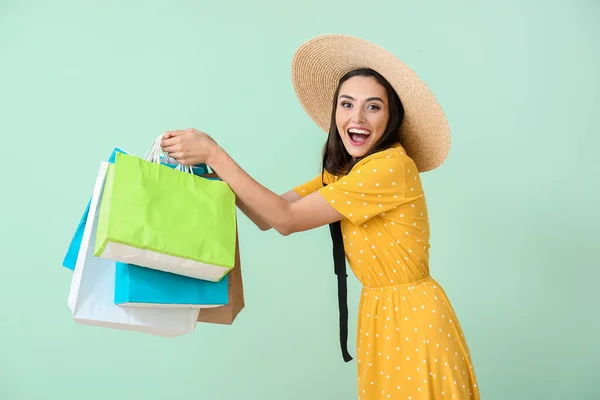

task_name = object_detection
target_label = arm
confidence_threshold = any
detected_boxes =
[236,190,302,231]
[202,172,302,231]
[208,147,343,236]
[160,128,343,235]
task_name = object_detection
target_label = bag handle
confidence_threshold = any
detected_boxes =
[144,134,193,174]
[321,170,353,363]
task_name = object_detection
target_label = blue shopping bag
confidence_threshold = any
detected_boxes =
[62,147,210,271]
[114,263,228,308]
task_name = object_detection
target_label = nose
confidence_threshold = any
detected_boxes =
[351,107,365,123]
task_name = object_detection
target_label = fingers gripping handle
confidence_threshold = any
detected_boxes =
[144,134,193,174]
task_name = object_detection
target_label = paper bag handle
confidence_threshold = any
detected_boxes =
[144,134,193,174]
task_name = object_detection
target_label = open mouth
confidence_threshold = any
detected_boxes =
[348,128,371,146]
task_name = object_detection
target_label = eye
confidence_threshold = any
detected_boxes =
[340,101,353,108]
[368,104,381,110]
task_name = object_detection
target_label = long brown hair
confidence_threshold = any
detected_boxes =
[323,68,405,363]
[321,68,405,180]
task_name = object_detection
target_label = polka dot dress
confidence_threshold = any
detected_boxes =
[294,144,480,399]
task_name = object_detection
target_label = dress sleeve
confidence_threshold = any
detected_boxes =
[293,174,325,198]
[317,152,406,225]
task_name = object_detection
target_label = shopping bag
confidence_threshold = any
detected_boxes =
[62,147,127,270]
[93,136,237,282]
[197,228,245,325]
[62,147,209,271]
[114,262,229,308]
[67,161,199,337]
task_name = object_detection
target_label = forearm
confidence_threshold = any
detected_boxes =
[208,147,294,235]
[236,198,272,231]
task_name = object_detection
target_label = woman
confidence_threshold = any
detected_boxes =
[162,34,479,399]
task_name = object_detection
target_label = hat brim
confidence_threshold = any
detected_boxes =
[291,34,450,173]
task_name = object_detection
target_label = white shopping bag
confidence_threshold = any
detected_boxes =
[67,161,199,337]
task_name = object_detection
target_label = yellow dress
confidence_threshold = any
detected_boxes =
[294,144,480,399]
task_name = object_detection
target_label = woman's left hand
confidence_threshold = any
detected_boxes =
[160,128,219,166]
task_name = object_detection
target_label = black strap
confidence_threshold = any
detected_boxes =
[329,220,353,362]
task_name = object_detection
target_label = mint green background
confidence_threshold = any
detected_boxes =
[1,1,598,399]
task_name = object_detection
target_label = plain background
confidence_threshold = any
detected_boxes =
[1,1,598,399]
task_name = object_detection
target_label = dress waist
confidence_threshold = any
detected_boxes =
[362,275,433,292]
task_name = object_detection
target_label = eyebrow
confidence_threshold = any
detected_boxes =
[339,94,385,103]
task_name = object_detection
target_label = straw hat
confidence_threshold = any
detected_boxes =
[291,34,450,172]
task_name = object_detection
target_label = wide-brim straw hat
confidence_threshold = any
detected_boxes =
[291,34,450,173]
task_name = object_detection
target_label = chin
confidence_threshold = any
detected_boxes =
[343,139,373,158]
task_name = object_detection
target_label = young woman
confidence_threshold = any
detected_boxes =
[161,34,479,400]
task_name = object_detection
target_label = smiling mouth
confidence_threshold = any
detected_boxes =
[348,128,371,145]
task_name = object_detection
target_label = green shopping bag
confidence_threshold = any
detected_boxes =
[93,138,237,282]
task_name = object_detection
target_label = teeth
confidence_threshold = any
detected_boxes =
[349,128,370,134]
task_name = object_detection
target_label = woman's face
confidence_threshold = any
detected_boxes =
[335,75,390,158]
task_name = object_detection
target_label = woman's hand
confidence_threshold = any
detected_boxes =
[160,128,219,166]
